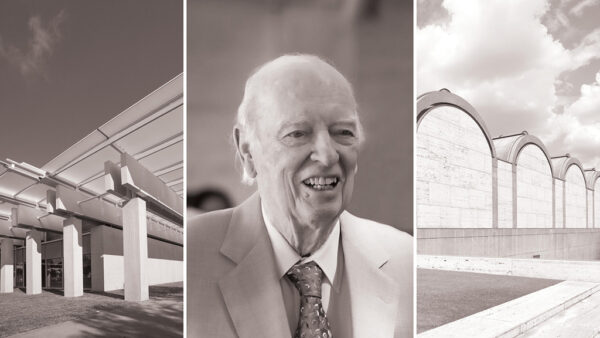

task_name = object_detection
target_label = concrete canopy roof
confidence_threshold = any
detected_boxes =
[417,89,497,158]
[43,73,184,200]
[0,74,183,242]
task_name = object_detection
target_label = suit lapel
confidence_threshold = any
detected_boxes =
[340,212,399,338]
[218,194,290,338]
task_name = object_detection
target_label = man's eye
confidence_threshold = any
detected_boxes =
[337,129,355,137]
[287,131,306,138]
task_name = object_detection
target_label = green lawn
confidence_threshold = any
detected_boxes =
[417,269,562,333]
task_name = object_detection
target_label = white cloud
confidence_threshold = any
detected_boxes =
[565,72,600,123]
[540,111,600,168]
[0,10,67,76]
[539,70,600,168]
[418,0,600,167]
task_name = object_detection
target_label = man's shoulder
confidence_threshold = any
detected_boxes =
[341,212,413,258]
[187,207,234,244]
[187,207,236,270]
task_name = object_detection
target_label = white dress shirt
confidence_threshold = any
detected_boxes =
[262,205,340,332]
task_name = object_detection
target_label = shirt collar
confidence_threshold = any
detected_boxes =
[262,203,340,286]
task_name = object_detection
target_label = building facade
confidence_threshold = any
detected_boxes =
[417,90,600,260]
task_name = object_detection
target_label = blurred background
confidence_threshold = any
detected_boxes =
[187,0,413,234]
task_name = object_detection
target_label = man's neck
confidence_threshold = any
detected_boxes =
[261,203,338,256]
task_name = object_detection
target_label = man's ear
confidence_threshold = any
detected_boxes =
[233,126,257,179]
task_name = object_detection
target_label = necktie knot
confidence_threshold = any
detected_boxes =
[286,261,323,299]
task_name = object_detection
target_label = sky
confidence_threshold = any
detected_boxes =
[417,0,600,169]
[0,0,182,168]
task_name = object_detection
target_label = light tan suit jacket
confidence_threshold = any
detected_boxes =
[187,193,413,337]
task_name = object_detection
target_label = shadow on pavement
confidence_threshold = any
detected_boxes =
[70,284,183,338]
[84,290,124,300]
[72,302,183,338]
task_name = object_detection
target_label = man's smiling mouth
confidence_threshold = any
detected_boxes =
[302,176,340,190]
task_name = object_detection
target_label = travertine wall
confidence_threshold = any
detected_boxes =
[418,228,600,260]
[565,165,587,228]
[417,105,493,229]
[516,145,553,228]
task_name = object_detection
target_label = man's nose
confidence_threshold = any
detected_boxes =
[310,133,339,166]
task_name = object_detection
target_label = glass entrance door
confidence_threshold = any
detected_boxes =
[14,264,25,288]
[45,258,63,289]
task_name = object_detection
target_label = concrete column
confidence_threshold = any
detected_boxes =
[562,180,567,228]
[26,230,42,295]
[492,158,499,228]
[63,217,83,297]
[1,239,14,293]
[123,197,148,301]
[552,179,556,228]
[512,163,517,228]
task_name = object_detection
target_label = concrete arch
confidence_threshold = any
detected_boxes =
[585,170,600,190]
[417,89,497,158]
[506,134,555,178]
[552,156,585,180]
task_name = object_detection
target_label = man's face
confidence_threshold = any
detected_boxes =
[251,71,360,230]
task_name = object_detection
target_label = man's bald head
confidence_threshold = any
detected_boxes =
[235,54,363,184]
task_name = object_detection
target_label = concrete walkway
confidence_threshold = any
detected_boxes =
[520,289,600,337]
[418,281,600,338]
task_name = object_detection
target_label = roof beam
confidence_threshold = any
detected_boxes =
[48,186,122,228]
[75,134,184,190]
[0,219,27,239]
[154,162,183,177]
[105,161,128,198]
[11,206,63,234]
[120,153,183,224]
[0,192,38,209]
[47,186,182,245]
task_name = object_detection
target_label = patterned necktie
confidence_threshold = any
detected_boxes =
[286,261,333,338]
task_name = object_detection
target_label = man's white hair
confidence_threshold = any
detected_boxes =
[234,54,364,185]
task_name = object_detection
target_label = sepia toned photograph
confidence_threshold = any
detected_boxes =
[186,0,414,337]
[0,1,183,337]
[416,0,600,337]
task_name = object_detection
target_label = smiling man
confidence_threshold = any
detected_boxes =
[187,54,413,338]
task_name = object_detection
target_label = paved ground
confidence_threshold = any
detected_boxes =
[0,282,182,338]
[419,280,600,338]
[418,269,562,333]
[520,288,600,338]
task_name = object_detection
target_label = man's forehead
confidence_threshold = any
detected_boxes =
[276,111,360,126]
[252,57,353,97]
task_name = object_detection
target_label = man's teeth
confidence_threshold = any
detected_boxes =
[302,177,338,190]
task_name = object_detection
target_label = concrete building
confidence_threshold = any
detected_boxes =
[0,74,183,300]
[417,89,600,260]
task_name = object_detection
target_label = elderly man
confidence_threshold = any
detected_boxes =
[187,54,413,338]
